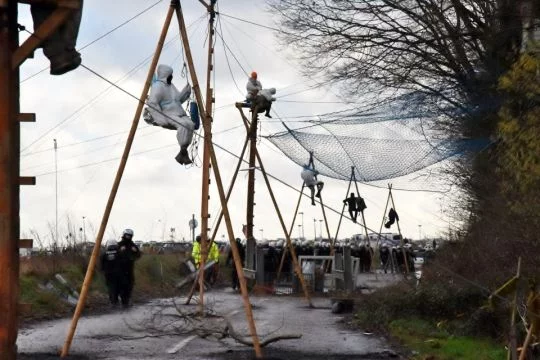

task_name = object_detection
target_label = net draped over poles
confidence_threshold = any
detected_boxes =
[265,92,488,182]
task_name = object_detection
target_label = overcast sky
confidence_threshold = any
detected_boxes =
[17,0,457,246]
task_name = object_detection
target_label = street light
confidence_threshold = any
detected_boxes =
[298,211,304,239]
[297,224,302,240]
[259,228,264,240]
[319,220,323,240]
[418,224,422,240]
[313,218,316,241]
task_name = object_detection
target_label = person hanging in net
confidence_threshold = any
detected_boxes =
[144,64,196,165]
[246,71,276,118]
[385,208,399,228]
[343,192,359,223]
[301,164,324,206]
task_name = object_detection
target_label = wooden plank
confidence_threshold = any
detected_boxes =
[18,113,35,122]
[12,8,71,69]
[19,239,33,249]
[19,177,36,185]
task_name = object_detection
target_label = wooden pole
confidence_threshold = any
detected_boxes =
[235,107,312,304]
[245,106,258,270]
[175,3,263,357]
[508,257,522,360]
[184,135,249,305]
[195,0,220,315]
[333,168,353,249]
[60,4,175,357]
[318,194,332,249]
[378,190,396,273]
[276,183,304,282]
[518,323,536,360]
[0,2,20,358]
[388,185,409,275]
[351,169,377,278]
[253,142,313,307]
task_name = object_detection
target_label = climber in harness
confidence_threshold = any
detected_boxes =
[246,71,276,118]
[144,64,199,165]
[385,208,399,228]
[301,164,324,206]
[343,193,359,223]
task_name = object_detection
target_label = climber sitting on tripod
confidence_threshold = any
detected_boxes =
[246,71,276,118]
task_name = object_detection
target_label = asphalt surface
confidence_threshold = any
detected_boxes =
[18,289,400,359]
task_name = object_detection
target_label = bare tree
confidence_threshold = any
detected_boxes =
[268,0,524,137]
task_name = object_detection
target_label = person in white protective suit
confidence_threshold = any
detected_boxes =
[144,64,195,165]
[301,164,324,206]
[246,71,262,101]
[246,72,276,118]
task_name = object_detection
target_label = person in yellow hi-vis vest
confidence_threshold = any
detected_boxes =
[192,235,220,285]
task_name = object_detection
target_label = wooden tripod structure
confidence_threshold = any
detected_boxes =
[378,184,409,275]
[183,104,315,308]
[60,1,263,358]
[1,0,82,358]
[333,167,370,248]
[275,152,332,283]
[332,166,378,276]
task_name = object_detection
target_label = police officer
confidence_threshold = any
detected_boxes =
[117,229,141,308]
[100,240,121,306]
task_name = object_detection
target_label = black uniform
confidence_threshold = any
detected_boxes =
[117,236,141,307]
[100,243,122,305]
[344,193,359,223]
[227,239,245,291]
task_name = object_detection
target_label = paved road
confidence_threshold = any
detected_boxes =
[18,290,399,359]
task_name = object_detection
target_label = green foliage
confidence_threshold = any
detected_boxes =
[497,52,540,208]
[354,282,488,332]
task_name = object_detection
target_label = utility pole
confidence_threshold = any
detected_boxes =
[313,218,316,241]
[54,138,58,251]
[246,95,258,272]
[194,0,218,314]
[1,0,79,357]
[319,219,323,240]
[0,2,19,358]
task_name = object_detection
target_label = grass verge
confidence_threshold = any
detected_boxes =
[388,317,505,360]
[19,252,186,322]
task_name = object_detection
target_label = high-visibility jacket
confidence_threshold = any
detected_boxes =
[192,241,201,268]
[192,241,220,268]
[209,242,220,264]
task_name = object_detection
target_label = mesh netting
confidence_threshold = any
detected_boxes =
[265,93,488,182]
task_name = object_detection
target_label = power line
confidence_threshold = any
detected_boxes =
[216,12,294,36]
[21,126,154,158]
[21,0,165,83]
[20,14,207,155]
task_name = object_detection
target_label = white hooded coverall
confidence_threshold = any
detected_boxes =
[246,77,262,100]
[301,168,319,186]
[146,64,195,149]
